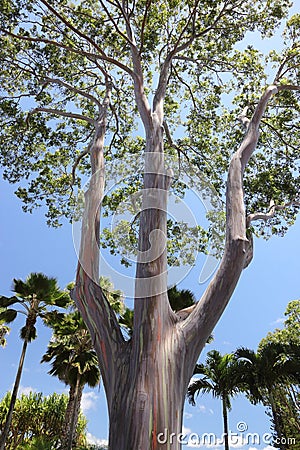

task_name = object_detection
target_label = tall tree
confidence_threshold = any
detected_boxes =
[187,350,242,450]
[235,342,300,448]
[0,2,300,448]
[0,273,69,450]
[42,310,100,450]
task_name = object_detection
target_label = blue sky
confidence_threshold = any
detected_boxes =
[1,3,300,448]
[1,173,300,449]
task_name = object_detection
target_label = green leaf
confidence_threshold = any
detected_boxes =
[0,295,19,308]
[0,308,18,323]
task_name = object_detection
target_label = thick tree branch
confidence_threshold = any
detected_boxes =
[180,84,281,368]
[152,0,230,120]
[71,82,126,391]
[122,8,151,129]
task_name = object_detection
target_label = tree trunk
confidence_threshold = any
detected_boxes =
[269,389,286,450]
[72,76,280,448]
[107,322,193,450]
[67,375,82,450]
[0,339,28,450]
[222,397,229,450]
[60,379,83,450]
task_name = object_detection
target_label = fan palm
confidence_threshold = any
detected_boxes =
[119,286,204,338]
[235,342,300,446]
[187,350,242,450]
[42,310,100,450]
[0,273,70,450]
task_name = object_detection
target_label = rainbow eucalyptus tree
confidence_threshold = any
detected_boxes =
[0,1,300,448]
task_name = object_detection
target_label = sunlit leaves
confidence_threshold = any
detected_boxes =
[0,0,299,245]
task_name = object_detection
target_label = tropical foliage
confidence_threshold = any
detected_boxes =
[41,276,123,449]
[0,273,70,450]
[0,391,87,449]
[258,300,300,448]
[187,350,243,450]
[42,310,100,450]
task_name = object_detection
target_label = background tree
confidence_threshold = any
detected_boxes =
[42,310,100,450]
[0,1,300,448]
[119,286,197,336]
[41,276,123,449]
[235,342,300,449]
[0,273,70,450]
[0,391,87,449]
[187,350,242,450]
[258,300,300,448]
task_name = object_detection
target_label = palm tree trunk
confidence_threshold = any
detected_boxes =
[222,396,230,450]
[67,374,82,450]
[269,389,285,450]
[0,339,28,450]
[60,377,82,450]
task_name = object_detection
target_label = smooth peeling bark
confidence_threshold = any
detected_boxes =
[108,323,190,450]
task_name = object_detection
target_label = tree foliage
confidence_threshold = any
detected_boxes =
[0,1,299,238]
[0,391,87,449]
[258,300,300,448]
[235,342,300,447]
[0,273,70,450]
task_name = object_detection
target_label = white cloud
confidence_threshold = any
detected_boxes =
[18,385,37,396]
[183,426,192,435]
[184,412,193,419]
[271,317,285,325]
[197,404,214,415]
[86,432,108,447]
[263,446,275,450]
[81,391,98,414]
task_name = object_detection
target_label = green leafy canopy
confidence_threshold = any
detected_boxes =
[0,0,299,254]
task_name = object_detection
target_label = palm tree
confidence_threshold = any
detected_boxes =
[167,286,196,312]
[235,342,300,448]
[187,350,242,450]
[119,286,204,337]
[0,273,70,450]
[42,310,100,450]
